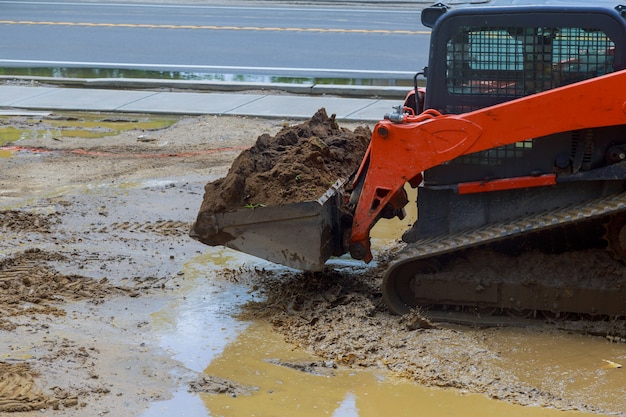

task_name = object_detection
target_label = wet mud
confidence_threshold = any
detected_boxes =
[0,111,625,416]
[236,259,626,414]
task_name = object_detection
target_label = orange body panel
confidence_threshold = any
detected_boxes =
[457,174,557,195]
[349,69,626,261]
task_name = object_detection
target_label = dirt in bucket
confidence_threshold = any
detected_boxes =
[195,108,371,213]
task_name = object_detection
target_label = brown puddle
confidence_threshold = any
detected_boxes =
[200,321,600,417]
[483,328,626,412]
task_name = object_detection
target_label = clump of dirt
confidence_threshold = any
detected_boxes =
[264,358,337,376]
[188,375,258,397]
[195,108,370,213]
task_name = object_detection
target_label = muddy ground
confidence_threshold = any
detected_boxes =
[0,111,625,416]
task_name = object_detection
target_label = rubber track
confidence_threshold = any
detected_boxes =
[397,191,626,261]
[383,191,626,317]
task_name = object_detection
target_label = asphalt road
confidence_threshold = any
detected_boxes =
[0,0,432,79]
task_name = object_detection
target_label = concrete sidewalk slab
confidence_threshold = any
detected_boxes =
[0,85,402,121]
[223,94,395,120]
[116,91,266,114]
[4,87,160,112]
[0,109,52,117]
[0,86,60,107]
[344,99,397,120]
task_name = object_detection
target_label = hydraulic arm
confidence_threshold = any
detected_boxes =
[348,69,626,263]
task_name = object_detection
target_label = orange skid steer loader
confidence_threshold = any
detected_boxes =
[191,0,626,318]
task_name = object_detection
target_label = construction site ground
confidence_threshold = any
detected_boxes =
[0,111,625,417]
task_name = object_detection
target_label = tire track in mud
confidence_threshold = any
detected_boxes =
[0,249,133,412]
[0,204,184,413]
[0,363,49,413]
[0,249,126,330]
[0,210,58,234]
[0,210,63,255]
[97,220,191,237]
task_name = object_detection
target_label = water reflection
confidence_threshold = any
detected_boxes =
[0,113,178,146]
[149,249,253,372]
[0,67,418,87]
[333,393,358,417]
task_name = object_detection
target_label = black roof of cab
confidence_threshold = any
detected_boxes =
[421,0,626,28]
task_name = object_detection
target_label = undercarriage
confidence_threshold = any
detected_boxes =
[382,190,626,317]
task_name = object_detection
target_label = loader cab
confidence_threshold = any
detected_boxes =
[406,1,626,240]
[423,1,626,114]
[419,1,626,185]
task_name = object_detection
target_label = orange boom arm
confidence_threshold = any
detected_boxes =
[348,69,626,262]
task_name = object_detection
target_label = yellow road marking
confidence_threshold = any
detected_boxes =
[0,20,430,35]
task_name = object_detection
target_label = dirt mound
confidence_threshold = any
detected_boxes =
[196,108,371,213]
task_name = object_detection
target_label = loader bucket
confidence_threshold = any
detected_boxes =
[189,182,347,271]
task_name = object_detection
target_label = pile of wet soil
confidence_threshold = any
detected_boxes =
[195,108,371,213]
[239,265,553,400]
